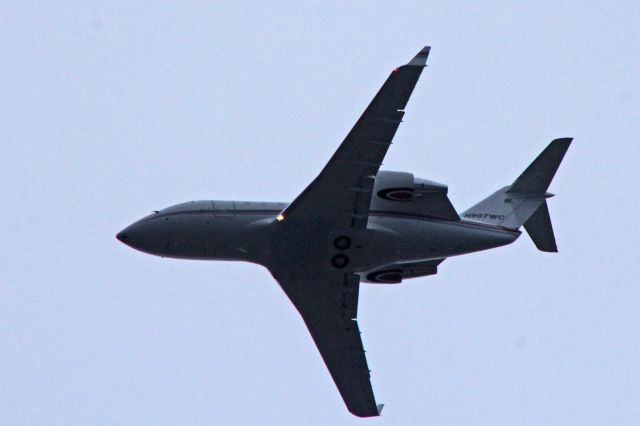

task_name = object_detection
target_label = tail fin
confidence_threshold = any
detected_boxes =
[509,137,572,193]
[461,138,572,251]
[523,201,557,252]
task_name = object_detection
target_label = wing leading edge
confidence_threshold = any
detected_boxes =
[281,46,431,229]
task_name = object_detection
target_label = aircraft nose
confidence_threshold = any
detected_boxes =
[116,231,128,243]
[116,224,138,248]
[116,217,168,255]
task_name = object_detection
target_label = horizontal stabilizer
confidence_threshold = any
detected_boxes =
[523,201,558,252]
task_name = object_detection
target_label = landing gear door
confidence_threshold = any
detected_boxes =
[213,200,236,218]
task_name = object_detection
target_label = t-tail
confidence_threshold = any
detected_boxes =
[461,138,572,252]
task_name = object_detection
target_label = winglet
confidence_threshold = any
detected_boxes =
[406,46,431,66]
[377,404,385,415]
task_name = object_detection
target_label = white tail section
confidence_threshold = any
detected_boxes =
[461,138,572,250]
[461,187,548,229]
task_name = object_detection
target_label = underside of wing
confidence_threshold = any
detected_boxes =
[269,270,382,417]
[266,47,434,417]
[281,47,431,229]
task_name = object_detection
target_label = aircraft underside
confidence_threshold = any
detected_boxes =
[117,46,571,417]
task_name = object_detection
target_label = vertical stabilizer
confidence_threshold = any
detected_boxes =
[461,138,572,251]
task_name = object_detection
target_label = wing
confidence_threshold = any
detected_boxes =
[281,46,431,229]
[269,270,383,417]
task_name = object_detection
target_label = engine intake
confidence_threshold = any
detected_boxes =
[370,170,459,221]
[366,270,403,284]
[377,188,415,202]
[361,258,444,284]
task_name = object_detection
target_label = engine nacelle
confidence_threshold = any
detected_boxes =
[370,171,459,220]
[361,258,443,284]
[374,170,447,200]
[366,269,403,284]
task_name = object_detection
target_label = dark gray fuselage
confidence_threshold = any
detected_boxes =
[117,200,520,282]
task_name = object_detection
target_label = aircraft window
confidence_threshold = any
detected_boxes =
[161,201,214,214]
[235,201,255,210]
[213,201,235,211]
[234,201,287,212]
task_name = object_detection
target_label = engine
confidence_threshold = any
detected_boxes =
[369,171,459,220]
[361,258,444,284]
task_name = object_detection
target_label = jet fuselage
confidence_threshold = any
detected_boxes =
[117,200,519,280]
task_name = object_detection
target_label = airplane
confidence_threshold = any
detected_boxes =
[116,46,572,417]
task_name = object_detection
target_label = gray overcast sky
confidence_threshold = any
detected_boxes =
[2,2,639,425]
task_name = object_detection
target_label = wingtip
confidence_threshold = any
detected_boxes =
[552,137,573,145]
[549,137,573,152]
[406,46,431,66]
